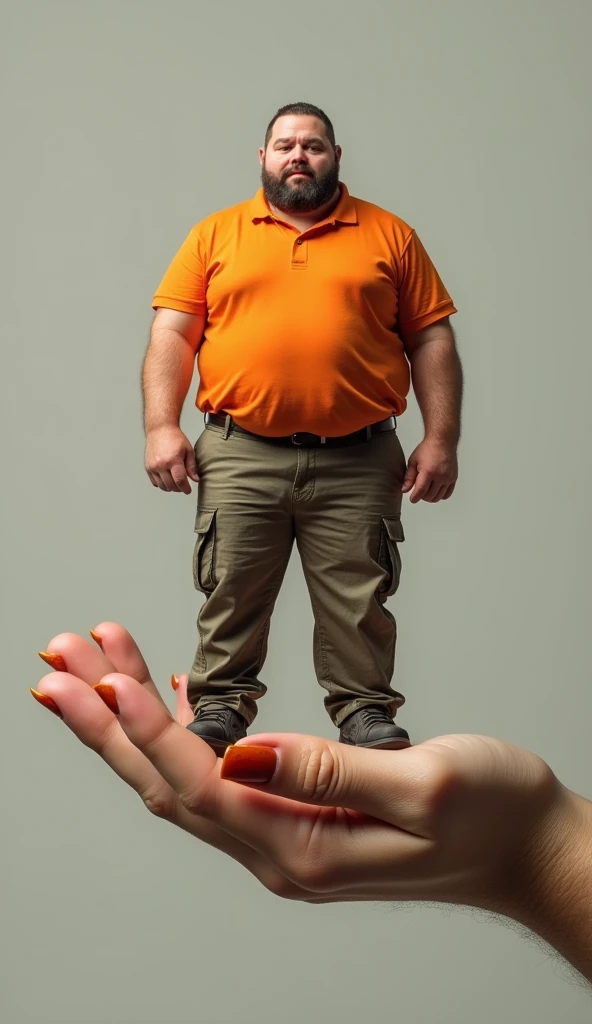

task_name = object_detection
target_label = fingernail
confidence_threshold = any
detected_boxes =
[89,629,103,649]
[221,745,277,783]
[171,674,180,692]
[38,651,67,672]
[30,688,62,718]
[93,682,119,715]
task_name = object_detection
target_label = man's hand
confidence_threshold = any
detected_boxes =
[402,437,458,504]
[144,425,199,494]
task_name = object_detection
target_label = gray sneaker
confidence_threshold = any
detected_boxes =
[186,707,248,756]
[339,705,410,750]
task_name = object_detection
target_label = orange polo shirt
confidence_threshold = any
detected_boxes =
[152,183,457,437]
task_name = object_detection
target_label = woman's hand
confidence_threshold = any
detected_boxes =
[32,623,571,913]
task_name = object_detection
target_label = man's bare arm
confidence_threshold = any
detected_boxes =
[403,315,463,446]
[142,307,205,434]
[142,308,206,494]
[400,316,463,503]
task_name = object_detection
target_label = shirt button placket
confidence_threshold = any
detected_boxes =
[291,237,308,267]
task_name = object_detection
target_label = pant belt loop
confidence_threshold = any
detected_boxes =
[366,425,372,441]
[223,414,232,440]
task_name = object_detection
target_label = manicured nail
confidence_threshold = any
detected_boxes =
[89,629,103,649]
[38,651,67,672]
[30,688,62,718]
[221,745,278,784]
[171,674,180,692]
[93,683,119,715]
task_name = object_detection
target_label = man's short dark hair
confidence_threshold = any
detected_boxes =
[264,103,336,149]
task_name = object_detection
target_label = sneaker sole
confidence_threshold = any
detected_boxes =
[342,737,411,750]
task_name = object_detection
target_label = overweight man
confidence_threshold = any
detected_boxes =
[143,101,462,755]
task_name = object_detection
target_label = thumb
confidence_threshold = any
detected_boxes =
[402,459,417,494]
[185,448,199,483]
[221,732,419,829]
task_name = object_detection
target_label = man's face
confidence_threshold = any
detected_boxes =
[259,115,341,214]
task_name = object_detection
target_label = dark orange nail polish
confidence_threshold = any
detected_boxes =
[89,629,103,649]
[38,651,67,672]
[93,683,119,715]
[221,745,277,783]
[171,674,180,691]
[30,688,62,718]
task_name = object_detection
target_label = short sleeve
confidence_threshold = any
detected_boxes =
[397,230,457,335]
[151,226,206,314]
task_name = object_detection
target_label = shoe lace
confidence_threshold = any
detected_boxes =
[197,708,234,726]
[357,706,392,726]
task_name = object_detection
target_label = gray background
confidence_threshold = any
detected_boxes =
[2,0,591,1020]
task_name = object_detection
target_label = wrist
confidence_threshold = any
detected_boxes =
[505,786,592,979]
[423,430,459,449]
[145,421,181,437]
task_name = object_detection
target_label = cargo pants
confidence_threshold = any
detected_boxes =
[187,419,407,727]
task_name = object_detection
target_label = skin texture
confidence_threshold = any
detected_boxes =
[142,114,463,501]
[31,623,592,983]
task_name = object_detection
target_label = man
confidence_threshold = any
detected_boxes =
[143,102,462,756]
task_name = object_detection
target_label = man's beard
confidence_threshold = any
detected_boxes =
[261,160,340,213]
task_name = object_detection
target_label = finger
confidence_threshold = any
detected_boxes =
[429,484,449,503]
[172,673,194,727]
[39,624,170,710]
[443,483,456,500]
[225,732,438,832]
[31,672,313,896]
[39,631,114,681]
[95,674,426,831]
[90,622,168,707]
[159,469,182,492]
[34,670,177,792]
[185,450,200,483]
[408,470,431,503]
[147,472,160,488]
[401,462,417,494]
[170,461,192,495]
[94,678,429,890]
[423,481,443,502]
[91,674,326,828]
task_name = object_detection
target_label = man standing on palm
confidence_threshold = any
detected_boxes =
[143,101,462,755]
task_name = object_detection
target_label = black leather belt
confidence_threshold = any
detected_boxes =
[204,412,397,448]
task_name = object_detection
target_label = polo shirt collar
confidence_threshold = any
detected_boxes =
[250,182,358,226]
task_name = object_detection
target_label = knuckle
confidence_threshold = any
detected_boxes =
[140,785,175,820]
[297,742,343,803]
[415,757,464,819]
[176,772,216,817]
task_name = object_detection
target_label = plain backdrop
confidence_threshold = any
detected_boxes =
[2,0,592,1021]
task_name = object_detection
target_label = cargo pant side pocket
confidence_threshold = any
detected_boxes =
[377,514,405,599]
[193,508,218,594]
